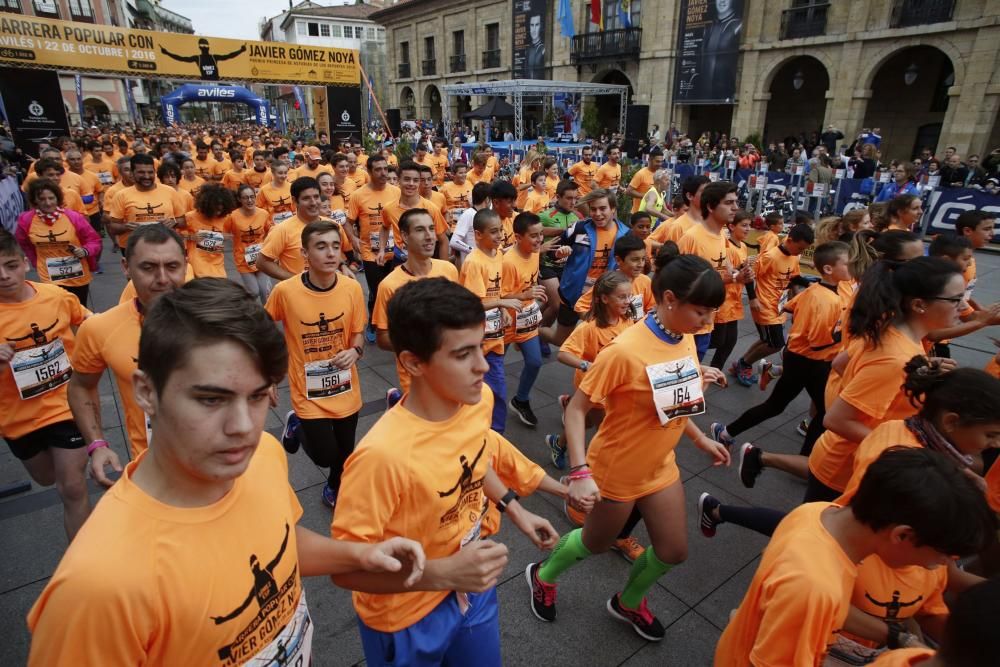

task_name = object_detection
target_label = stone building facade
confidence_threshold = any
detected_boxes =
[372,0,1000,160]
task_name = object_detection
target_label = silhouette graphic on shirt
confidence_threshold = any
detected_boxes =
[33,229,68,244]
[300,312,344,333]
[864,590,923,621]
[210,523,290,624]
[6,320,58,346]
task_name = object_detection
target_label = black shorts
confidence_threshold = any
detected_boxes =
[557,301,580,327]
[5,420,85,461]
[755,323,786,349]
[540,263,563,281]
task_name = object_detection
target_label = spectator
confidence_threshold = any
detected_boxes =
[964,154,987,187]
[818,125,844,154]
[940,154,969,187]
[767,142,789,171]
[875,161,920,202]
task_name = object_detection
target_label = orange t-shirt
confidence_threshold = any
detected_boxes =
[107,184,187,248]
[71,299,149,455]
[440,181,472,230]
[380,197,448,251]
[678,222,730,334]
[523,189,549,214]
[628,167,655,212]
[372,260,459,393]
[715,502,857,667]
[568,160,598,195]
[560,317,631,388]
[757,230,781,255]
[256,181,296,225]
[291,163,334,181]
[716,239,749,324]
[501,248,542,344]
[574,273,653,323]
[514,166,532,210]
[177,175,205,200]
[579,322,700,500]
[594,162,621,191]
[459,247,506,355]
[808,327,925,491]
[243,168,271,191]
[24,211,93,287]
[0,282,88,439]
[211,156,232,179]
[784,282,844,361]
[103,181,126,208]
[258,215,352,277]
[264,273,366,419]
[347,184,402,262]
[430,151,450,185]
[869,648,936,666]
[752,245,800,325]
[545,175,559,201]
[220,168,246,191]
[227,207,272,274]
[666,213,699,244]
[500,215,515,251]
[587,225,618,282]
[347,168,369,190]
[175,186,195,214]
[331,386,502,632]
[71,169,103,216]
[466,165,494,186]
[427,189,447,216]
[836,420,921,505]
[84,155,117,186]
[191,156,215,180]
[27,435,310,666]
[183,211,230,278]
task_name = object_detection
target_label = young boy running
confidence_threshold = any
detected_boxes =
[730,222,815,386]
[502,212,548,427]
[28,278,424,665]
[265,221,366,508]
[714,447,996,667]
[331,278,559,667]
[0,232,90,540]
[708,210,755,370]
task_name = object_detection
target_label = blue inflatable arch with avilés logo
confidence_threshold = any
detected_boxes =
[160,84,270,127]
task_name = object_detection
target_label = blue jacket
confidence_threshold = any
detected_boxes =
[557,218,631,305]
[874,179,920,202]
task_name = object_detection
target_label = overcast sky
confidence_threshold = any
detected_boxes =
[163,0,356,40]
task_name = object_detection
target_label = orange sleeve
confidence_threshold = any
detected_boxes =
[491,434,546,496]
[751,570,843,667]
[676,232,697,256]
[70,317,107,375]
[431,206,447,236]
[460,260,488,299]
[840,355,907,420]
[917,569,950,617]
[560,322,592,360]
[574,287,593,314]
[578,343,631,403]
[259,224,285,261]
[371,280,393,330]
[331,444,405,543]
[349,280,367,335]
[263,284,283,321]
[347,190,362,221]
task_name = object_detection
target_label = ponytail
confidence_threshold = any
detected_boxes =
[904,356,1000,424]
[652,253,725,309]
[847,229,879,280]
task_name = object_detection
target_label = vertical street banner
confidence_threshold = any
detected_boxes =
[326,86,362,140]
[512,0,547,80]
[312,87,329,136]
[124,78,139,123]
[673,0,744,104]
[293,85,309,126]
[73,74,84,121]
[0,66,70,157]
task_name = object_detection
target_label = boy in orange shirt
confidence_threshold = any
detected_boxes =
[755,212,784,255]
[29,279,424,666]
[265,221,366,508]
[729,222,815,386]
[0,232,91,540]
[714,447,995,667]
[332,277,559,667]
[708,210,755,370]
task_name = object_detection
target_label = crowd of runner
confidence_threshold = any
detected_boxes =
[3,121,1000,666]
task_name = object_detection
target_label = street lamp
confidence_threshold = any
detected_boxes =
[792,70,804,90]
[904,63,919,86]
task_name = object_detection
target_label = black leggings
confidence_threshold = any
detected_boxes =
[727,349,830,456]
[708,320,739,370]
[717,472,842,537]
[361,260,393,316]
[59,283,90,308]
[298,412,360,491]
[617,506,643,540]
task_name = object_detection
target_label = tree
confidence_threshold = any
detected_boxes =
[581,100,601,141]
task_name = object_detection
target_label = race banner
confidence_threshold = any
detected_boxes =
[0,173,24,234]
[312,87,329,137]
[922,188,1000,241]
[0,14,359,86]
[674,0,744,104]
[512,0,547,80]
[0,66,70,157]
[326,86,362,139]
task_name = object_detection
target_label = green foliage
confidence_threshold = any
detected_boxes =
[581,100,601,141]
[539,107,557,137]
[744,132,763,151]
[394,139,413,161]
[616,157,641,216]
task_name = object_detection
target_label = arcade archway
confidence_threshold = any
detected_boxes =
[592,69,632,134]
[763,56,830,147]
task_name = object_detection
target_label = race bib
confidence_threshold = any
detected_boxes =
[964,277,976,303]
[460,498,487,549]
[244,242,262,268]
[45,254,84,282]
[196,230,224,253]
[244,592,313,666]
[484,308,503,340]
[645,356,705,426]
[273,211,293,225]
[629,293,645,322]
[97,171,114,185]
[330,210,347,226]
[304,359,353,400]
[368,229,395,251]
[11,339,72,399]
[778,289,790,313]
[515,301,542,334]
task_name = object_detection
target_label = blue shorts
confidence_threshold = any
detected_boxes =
[358,588,501,667]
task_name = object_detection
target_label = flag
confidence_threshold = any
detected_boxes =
[74,74,85,123]
[124,79,139,124]
[619,0,632,28]
[590,0,603,30]
[558,0,575,38]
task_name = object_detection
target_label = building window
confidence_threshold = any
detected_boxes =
[594,0,641,32]
[486,23,499,52]
[400,41,410,64]
[377,28,385,41]
[320,24,330,37]
[307,22,319,37]
[331,24,342,37]
[297,22,307,35]
[353,26,363,38]
[367,26,376,40]
[453,30,465,56]
[424,35,435,60]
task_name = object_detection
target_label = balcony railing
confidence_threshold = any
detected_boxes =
[570,27,641,65]
[780,2,829,39]
[482,49,501,69]
[398,62,411,78]
[422,58,436,76]
[0,0,22,13]
[69,0,96,23]
[450,53,466,73]
[33,0,60,17]
[890,0,955,28]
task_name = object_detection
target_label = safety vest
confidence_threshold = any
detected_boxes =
[639,185,666,214]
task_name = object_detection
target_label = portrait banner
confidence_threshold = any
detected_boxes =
[674,0,744,104]
[512,0,547,80]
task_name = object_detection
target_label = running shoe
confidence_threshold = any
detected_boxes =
[547,434,567,470]
[509,397,539,427]
[711,422,734,451]
[758,360,782,391]
[280,410,301,454]
[385,387,402,411]
[796,419,810,437]
[607,594,665,642]
[322,483,337,508]
[612,537,646,563]
[559,394,570,425]
[526,562,557,622]
[698,492,721,538]
[739,443,764,489]
[729,360,756,387]
[365,325,376,344]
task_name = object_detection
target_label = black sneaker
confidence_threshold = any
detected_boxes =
[509,397,539,427]
[698,492,721,538]
[607,593,665,641]
[280,410,301,454]
[739,443,764,489]
[525,562,557,622]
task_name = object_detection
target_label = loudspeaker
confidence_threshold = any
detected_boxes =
[386,108,401,137]
[625,104,649,140]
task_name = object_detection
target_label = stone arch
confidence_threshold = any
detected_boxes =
[758,50,836,98]
[762,55,831,146]
[591,69,633,135]
[400,86,416,120]
[860,39,964,92]
[423,84,442,123]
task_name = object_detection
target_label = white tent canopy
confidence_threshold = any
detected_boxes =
[440,79,630,143]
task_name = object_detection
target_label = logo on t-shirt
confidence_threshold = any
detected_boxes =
[863,590,923,620]
[487,273,501,296]
[438,439,487,529]
[32,228,69,246]
[240,224,264,244]
[299,311,345,356]
[135,201,166,223]
[5,320,58,347]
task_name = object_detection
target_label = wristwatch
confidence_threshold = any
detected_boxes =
[497,489,519,513]
[579,361,590,372]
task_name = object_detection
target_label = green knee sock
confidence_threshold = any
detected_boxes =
[620,545,672,609]
[537,528,591,583]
